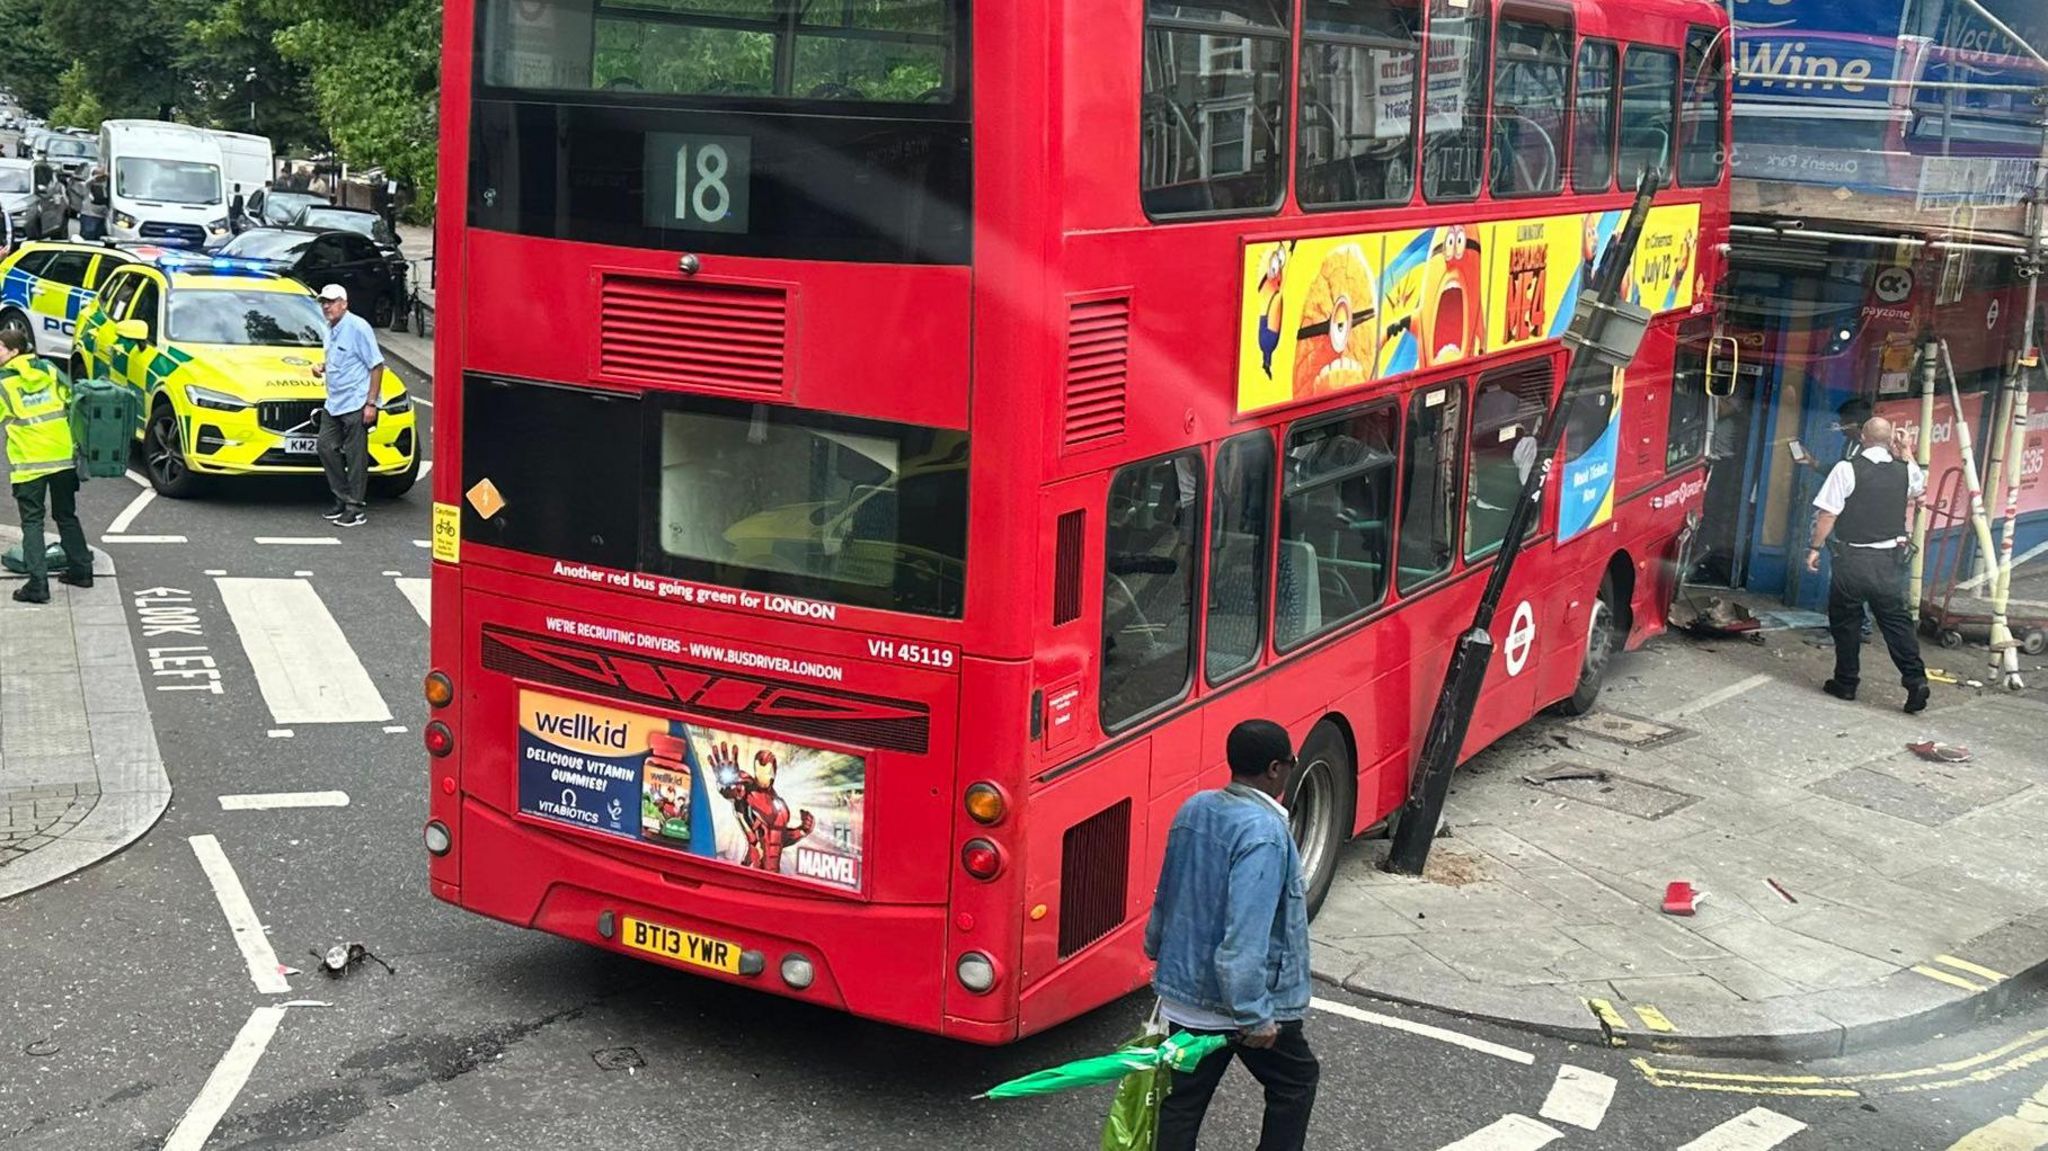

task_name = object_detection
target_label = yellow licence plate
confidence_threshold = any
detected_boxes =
[621,916,743,974]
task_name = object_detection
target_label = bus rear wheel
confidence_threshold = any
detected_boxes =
[1287,721,1354,921]
[1556,577,1619,716]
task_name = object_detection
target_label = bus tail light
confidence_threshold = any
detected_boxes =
[964,782,1006,825]
[424,721,454,757]
[956,951,998,994]
[424,820,452,855]
[961,838,1002,880]
[424,670,454,708]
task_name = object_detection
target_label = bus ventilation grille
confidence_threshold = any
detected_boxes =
[1062,297,1129,449]
[1052,510,1084,625]
[599,275,788,396]
[1058,798,1131,960]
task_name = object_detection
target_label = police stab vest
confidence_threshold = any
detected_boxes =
[1837,454,1909,545]
[0,357,78,483]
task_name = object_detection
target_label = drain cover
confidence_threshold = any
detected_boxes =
[1561,712,1689,748]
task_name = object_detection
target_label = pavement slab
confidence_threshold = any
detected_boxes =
[0,528,170,901]
[1317,633,2048,1058]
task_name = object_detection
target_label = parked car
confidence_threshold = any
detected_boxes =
[240,187,327,230]
[290,204,399,250]
[0,158,69,240]
[217,225,406,328]
[40,131,98,213]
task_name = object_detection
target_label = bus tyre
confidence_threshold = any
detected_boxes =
[369,451,420,499]
[1556,578,1619,716]
[1287,721,1354,922]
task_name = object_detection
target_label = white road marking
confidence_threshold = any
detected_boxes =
[413,539,430,548]
[1310,997,1535,1065]
[205,569,228,576]
[106,485,157,534]
[383,724,409,733]
[217,578,392,724]
[101,534,187,544]
[267,729,294,739]
[1436,1114,1562,1151]
[189,834,290,995]
[1658,672,1774,721]
[220,791,351,810]
[293,570,314,577]
[412,395,433,408]
[125,468,151,488]
[162,1006,288,1151]
[1677,1107,1808,1151]
[254,536,341,546]
[397,577,430,623]
[381,570,402,577]
[1538,1064,1616,1131]
[419,459,434,478]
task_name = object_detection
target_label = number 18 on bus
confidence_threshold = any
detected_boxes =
[426,0,1733,1042]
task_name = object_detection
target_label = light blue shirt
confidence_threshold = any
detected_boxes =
[321,310,382,415]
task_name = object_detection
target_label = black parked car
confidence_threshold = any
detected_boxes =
[218,226,406,328]
[291,204,400,252]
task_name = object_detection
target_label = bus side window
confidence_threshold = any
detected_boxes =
[1206,430,1276,684]
[1100,450,1204,731]
[1677,25,1728,187]
[1618,46,1678,184]
[1667,320,1712,469]
[1296,0,1421,210]
[1420,0,1489,202]
[1490,15,1571,198]
[1571,40,1618,193]
[1467,361,1552,560]
[1139,1,1291,219]
[1277,404,1398,649]
[1398,381,1464,591]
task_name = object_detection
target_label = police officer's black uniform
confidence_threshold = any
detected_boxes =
[1811,448,1928,712]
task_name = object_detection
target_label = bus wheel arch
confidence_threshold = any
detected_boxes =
[1556,556,1631,716]
[1288,718,1355,921]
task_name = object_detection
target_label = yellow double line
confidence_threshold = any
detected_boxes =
[1913,954,2010,993]
[1634,1026,2048,1099]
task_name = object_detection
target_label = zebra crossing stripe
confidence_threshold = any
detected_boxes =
[217,577,392,724]
[1435,1114,1561,1151]
[1538,1064,1615,1131]
[1677,1107,1807,1151]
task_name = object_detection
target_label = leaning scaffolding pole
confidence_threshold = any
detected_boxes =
[1939,339,2023,688]
[1908,338,1939,621]
[1982,83,2046,692]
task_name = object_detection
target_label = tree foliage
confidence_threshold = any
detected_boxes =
[0,0,440,207]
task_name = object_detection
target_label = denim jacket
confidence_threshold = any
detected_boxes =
[1144,782,1311,1028]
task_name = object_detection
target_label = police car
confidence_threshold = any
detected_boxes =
[0,240,137,360]
[70,249,419,498]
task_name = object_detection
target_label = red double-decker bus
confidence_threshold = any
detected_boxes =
[425,0,1731,1042]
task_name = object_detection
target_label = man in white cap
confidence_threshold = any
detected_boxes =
[310,282,383,527]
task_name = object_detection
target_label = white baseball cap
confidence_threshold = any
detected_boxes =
[318,283,348,302]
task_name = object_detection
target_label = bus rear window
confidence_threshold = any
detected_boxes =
[471,0,970,263]
[653,400,969,618]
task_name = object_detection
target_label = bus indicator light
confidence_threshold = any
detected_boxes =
[964,782,1006,825]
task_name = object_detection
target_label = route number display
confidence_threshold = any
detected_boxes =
[645,133,751,234]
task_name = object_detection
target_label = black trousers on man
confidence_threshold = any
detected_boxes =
[1157,1020,1319,1151]
[15,470,92,596]
[316,408,368,512]
[1827,545,1925,691]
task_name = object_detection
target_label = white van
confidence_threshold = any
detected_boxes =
[206,129,274,218]
[98,119,232,250]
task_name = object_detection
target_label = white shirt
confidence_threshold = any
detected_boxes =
[1813,446,1925,549]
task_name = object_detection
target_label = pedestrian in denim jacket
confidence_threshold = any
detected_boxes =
[1144,719,1317,1150]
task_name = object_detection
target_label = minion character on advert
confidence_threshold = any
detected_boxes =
[1255,242,1293,378]
[1379,224,1486,375]
[1292,243,1378,399]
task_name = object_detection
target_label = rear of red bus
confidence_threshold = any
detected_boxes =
[423,0,1045,1042]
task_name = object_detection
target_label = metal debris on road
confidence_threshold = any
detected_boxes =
[1906,741,1973,763]
[313,942,397,977]
[1523,763,1611,786]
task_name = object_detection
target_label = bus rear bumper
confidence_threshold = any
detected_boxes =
[450,799,959,1036]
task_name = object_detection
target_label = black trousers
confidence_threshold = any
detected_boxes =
[1827,545,1925,691]
[316,409,368,511]
[15,470,91,594]
[1157,1020,1319,1151]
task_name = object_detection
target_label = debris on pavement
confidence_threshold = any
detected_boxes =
[1662,880,1700,916]
[1678,598,1763,642]
[1906,741,1972,763]
[22,1038,59,1057]
[1523,763,1612,787]
[1765,877,1798,904]
[1926,668,1960,685]
[278,963,301,977]
[312,942,397,977]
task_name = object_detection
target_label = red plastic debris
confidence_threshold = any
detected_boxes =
[1906,741,1972,763]
[1662,880,1698,916]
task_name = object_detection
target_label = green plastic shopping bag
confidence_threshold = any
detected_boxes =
[1099,1028,1166,1151]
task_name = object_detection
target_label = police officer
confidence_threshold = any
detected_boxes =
[1806,415,1928,712]
[0,328,91,603]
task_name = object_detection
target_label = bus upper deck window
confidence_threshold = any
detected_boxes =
[1141,1,1291,219]
[1421,0,1489,202]
[1297,0,1421,209]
